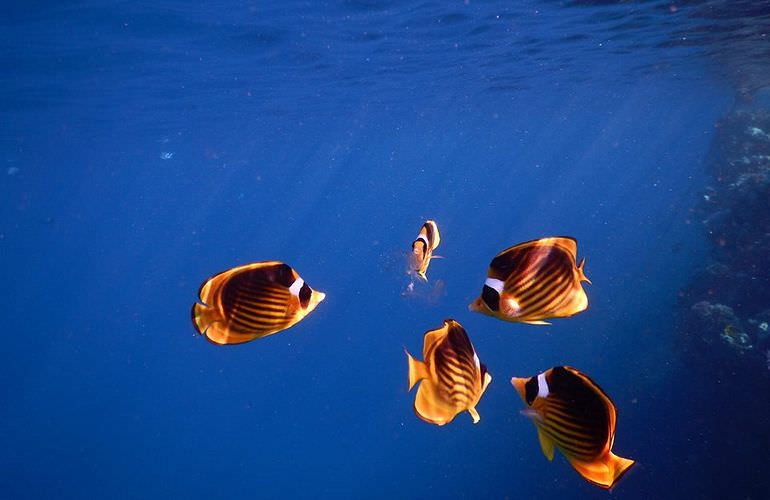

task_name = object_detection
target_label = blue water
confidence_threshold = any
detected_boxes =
[3,1,769,498]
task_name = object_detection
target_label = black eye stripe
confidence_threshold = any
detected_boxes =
[482,285,500,311]
[299,283,312,308]
[525,376,539,405]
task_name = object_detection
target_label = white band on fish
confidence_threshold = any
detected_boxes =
[289,277,305,297]
[484,277,505,294]
[537,372,550,398]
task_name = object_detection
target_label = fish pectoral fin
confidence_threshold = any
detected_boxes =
[537,428,555,461]
[520,408,543,424]
[406,351,429,390]
[468,407,481,424]
[523,320,551,325]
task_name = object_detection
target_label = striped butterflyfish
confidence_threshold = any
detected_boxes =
[406,319,491,425]
[511,366,635,489]
[469,236,590,325]
[409,220,441,281]
[191,261,326,345]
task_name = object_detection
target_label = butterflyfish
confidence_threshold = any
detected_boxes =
[469,236,590,325]
[406,319,491,425]
[191,261,325,345]
[511,366,635,489]
[409,220,441,281]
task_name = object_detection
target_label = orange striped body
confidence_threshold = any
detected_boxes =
[511,366,635,489]
[406,319,491,425]
[469,237,590,325]
[191,261,325,345]
[409,220,441,281]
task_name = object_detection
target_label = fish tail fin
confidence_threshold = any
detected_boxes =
[567,452,636,489]
[468,407,481,423]
[191,303,217,335]
[192,303,240,345]
[406,350,428,390]
[577,257,592,284]
[606,452,636,488]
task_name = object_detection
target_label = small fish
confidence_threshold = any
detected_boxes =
[406,319,491,425]
[409,220,441,281]
[469,236,590,325]
[511,366,635,489]
[191,261,325,345]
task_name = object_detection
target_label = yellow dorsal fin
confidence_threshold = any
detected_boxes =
[551,236,577,259]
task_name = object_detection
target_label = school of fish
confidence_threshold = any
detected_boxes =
[190,220,635,490]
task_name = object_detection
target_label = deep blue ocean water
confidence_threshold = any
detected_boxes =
[3,1,770,499]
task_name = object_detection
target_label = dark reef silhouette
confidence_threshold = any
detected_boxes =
[678,108,770,375]
[671,104,770,498]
